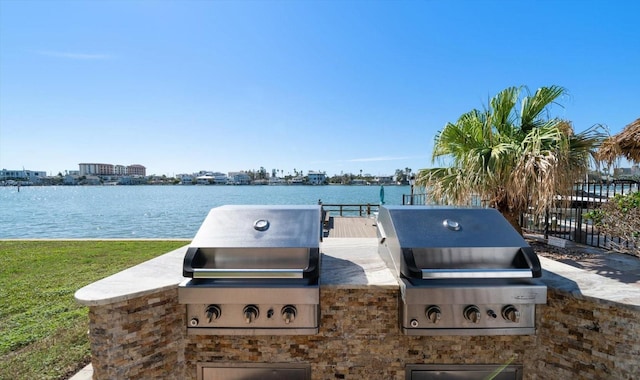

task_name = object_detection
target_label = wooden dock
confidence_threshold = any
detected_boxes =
[325,216,378,238]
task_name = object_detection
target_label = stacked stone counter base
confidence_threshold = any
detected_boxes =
[86,289,185,379]
[535,289,640,378]
[76,240,640,379]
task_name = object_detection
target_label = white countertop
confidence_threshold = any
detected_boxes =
[540,256,640,310]
[320,238,397,288]
[75,239,640,310]
[75,245,189,306]
[75,238,397,306]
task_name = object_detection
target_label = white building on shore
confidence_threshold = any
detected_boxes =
[307,170,327,185]
[0,169,47,183]
[228,172,251,185]
[195,171,228,185]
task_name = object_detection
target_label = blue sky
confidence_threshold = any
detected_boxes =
[1,0,638,177]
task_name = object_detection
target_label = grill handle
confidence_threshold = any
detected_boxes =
[421,268,533,279]
[521,246,542,278]
[182,247,320,279]
[192,268,304,279]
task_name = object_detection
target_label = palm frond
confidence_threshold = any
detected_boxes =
[417,167,475,205]
[520,86,566,132]
[490,86,519,135]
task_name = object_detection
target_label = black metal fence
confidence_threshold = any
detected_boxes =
[318,202,379,217]
[523,180,638,249]
[402,180,639,250]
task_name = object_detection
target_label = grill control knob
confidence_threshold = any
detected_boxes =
[463,305,481,324]
[425,305,442,324]
[281,305,297,324]
[502,305,520,323]
[243,305,259,323]
[189,318,199,327]
[205,305,221,323]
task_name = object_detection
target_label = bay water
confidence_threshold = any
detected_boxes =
[0,185,410,238]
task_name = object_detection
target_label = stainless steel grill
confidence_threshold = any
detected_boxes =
[377,205,547,336]
[178,205,322,335]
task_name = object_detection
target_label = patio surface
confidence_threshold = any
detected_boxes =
[324,216,378,238]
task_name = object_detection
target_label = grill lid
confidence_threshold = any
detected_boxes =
[377,206,542,280]
[183,205,322,279]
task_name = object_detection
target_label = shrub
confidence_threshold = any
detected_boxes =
[585,191,640,257]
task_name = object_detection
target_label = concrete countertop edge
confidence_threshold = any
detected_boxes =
[320,284,399,290]
[74,245,188,306]
[75,283,183,307]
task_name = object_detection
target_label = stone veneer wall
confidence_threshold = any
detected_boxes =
[86,287,640,380]
[533,288,640,379]
[87,288,185,379]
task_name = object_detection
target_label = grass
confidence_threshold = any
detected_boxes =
[0,240,187,380]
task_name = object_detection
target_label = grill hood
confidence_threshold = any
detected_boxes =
[183,205,322,280]
[377,206,542,280]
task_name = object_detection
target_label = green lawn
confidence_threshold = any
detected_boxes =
[0,240,187,380]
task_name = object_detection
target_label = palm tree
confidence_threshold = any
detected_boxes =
[395,169,404,183]
[416,85,604,233]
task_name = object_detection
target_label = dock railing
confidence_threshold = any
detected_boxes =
[318,201,379,217]
[402,193,427,205]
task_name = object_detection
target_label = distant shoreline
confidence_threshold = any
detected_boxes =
[0,238,192,241]
[0,182,408,187]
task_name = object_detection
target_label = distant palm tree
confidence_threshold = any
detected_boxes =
[417,85,604,233]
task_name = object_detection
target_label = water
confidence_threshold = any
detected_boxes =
[0,185,409,238]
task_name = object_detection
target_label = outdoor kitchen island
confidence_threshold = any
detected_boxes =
[75,235,640,379]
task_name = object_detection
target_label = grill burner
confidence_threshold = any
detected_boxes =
[179,205,321,335]
[377,206,547,336]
